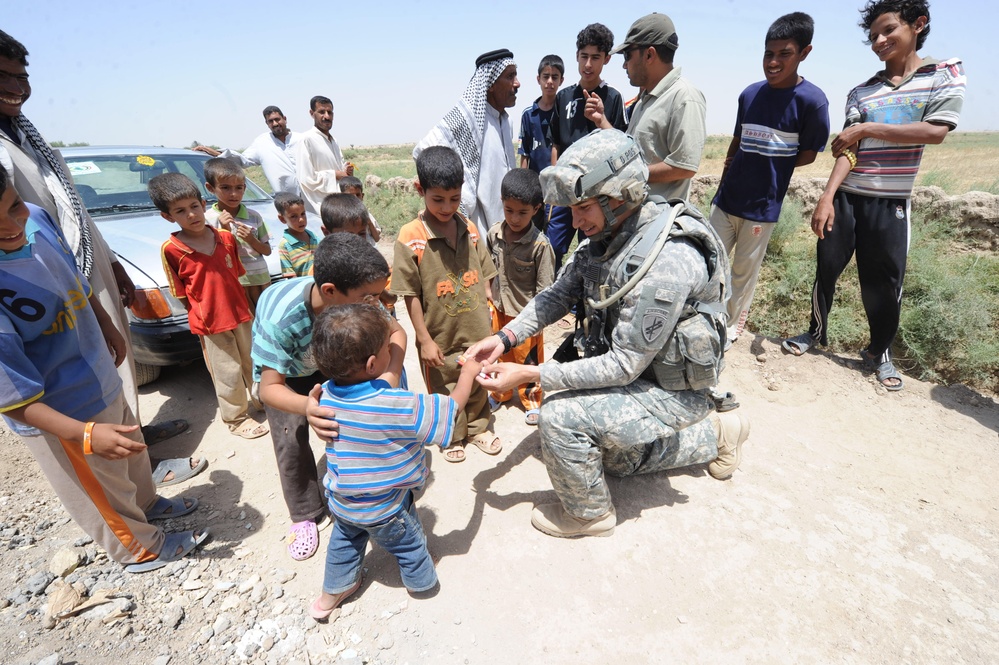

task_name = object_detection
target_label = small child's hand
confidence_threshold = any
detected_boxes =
[217,210,234,230]
[420,340,445,368]
[234,222,253,241]
[91,423,146,460]
[457,354,485,378]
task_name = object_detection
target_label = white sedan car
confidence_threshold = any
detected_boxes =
[63,146,323,384]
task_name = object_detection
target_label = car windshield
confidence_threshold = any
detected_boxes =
[64,152,271,216]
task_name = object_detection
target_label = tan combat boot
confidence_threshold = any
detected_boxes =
[708,411,750,480]
[530,503,616,538]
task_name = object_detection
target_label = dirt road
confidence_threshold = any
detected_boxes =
[2,300,998,664]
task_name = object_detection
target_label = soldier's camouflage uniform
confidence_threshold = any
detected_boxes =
[504,198,727,519]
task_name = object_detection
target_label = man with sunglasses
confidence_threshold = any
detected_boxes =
[586,13,707,202]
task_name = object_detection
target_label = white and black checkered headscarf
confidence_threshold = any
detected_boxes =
[11,114,94,277]
[413,52,515,218]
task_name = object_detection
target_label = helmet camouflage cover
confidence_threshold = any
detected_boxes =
[540,129,649,207]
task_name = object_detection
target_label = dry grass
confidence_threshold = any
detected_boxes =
[697,131,999,194]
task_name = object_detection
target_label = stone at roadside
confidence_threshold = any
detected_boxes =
[151,657,171,665]
[238,574,261,594]
[49,548,84,577]
[26,571,57,596]
[36,653,62,665]
[213,613,232,634]
[306,633,328,657]
[272,568,295,584]
[163,602,184,629]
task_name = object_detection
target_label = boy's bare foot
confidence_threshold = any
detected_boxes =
[310,579,362,621]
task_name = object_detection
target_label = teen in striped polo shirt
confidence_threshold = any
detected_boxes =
[783,0,965,392]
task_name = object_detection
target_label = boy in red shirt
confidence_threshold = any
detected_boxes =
[151,173,269,439]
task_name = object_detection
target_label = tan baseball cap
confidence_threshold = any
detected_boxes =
[610,13,679,54]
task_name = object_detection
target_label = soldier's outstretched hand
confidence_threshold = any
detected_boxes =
[476,362,540,394]
[465,334,506,365]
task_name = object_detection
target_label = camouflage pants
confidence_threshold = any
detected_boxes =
[539,379,718,519]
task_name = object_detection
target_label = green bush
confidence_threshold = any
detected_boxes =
[365,187,423,237]
[751,202,999,392]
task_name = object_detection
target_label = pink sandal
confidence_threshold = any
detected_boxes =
[287,520,319,561]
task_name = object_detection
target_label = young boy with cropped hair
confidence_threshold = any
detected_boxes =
[308,303,482,617]
[0,168,206,573]
[548,23,628,270]
[390,146,500,463]
[203,158,272,307]
[486,168,554,425]
[783,0,965,394]
[710,12,830,346]
[339,175,382,245]
[152,173,268,440]
[519,54,564,175]
[275,192,317,278]
[252,232,394,561]
[319,192,369,237]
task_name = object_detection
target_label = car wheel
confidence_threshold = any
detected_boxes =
[135,363,162,387]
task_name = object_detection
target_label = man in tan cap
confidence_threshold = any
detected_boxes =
[586,12,706,201]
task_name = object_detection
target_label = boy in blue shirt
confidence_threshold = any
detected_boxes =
[710,12,830,346]
[0,168,205,573]
[308,303,482,618]
[519,55,563,175]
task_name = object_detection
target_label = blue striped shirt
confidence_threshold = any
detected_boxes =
[320,378,457,525]
[251,276,317,380]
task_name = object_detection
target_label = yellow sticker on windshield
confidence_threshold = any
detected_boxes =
[136,155,155,167]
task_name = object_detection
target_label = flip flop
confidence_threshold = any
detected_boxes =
[152,457,207,487]
[309,578,362,622]
[287,520,319,561]
[466,433,502,455]
[874,360,904,392]
[144,495,199,521]
[712,391,740,413]
[488,395,503,412]
[525,409,540,426]
[442,442,466,463]
[140,419,189,445]
[124,529,209,574]
[781,332,814,357]
[232,420,269,439]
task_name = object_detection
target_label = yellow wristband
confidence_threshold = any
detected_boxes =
[83,421,96,455]
[842,149,858,170]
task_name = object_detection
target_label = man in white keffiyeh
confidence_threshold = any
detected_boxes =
[0,29,199,470]
[414,49,520,238]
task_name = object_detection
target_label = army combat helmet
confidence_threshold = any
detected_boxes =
[540,128,649,241]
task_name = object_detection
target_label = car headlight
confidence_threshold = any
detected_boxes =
[130,287,186,321]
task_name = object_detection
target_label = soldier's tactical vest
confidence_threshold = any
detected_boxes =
[584,198,729,391]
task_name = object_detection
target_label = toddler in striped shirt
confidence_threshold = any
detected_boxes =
[307,303,482,619]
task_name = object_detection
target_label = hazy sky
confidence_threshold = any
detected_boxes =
[6,0,994,151]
